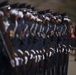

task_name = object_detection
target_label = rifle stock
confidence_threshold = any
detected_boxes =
[0,16,18,74]
[65,21,70,75]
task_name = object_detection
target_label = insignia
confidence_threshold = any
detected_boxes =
[51,30,54,35]
[9,30,14,38]
[58,32,61,36]
[20,31,24,40]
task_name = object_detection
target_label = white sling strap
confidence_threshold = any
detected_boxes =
[34,23,38,32]
[39,25,42,33]
[13,21,18,37]
[30,23,35,32]
[24,25,28,33]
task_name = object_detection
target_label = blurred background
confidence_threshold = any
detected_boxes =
[0,0,76,23]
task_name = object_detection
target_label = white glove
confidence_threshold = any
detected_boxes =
[25,56,28,65]
[46,52,48,56]
[18,49,23,55]
[50,47,55,52]
[26,33,29,37]
[20,58,23,65]
[31,50,36,54]
[10,59,15,67]
[57,48,59,52]
[40,50,42,53]
[62,48,64,52]
[43,55,45,60]
[15,57,19,66]
[35,55,38,63]
[49,51,52,57]
[38,55,41,62]
[43,49,45,53]
[36,50,39,54]
[30,54,34,59]
[25,51,30,56]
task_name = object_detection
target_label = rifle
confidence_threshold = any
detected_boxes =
[41,47,45,75]
[46,30,52,75]
[64,20,70,75]
[0,15,18,75]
